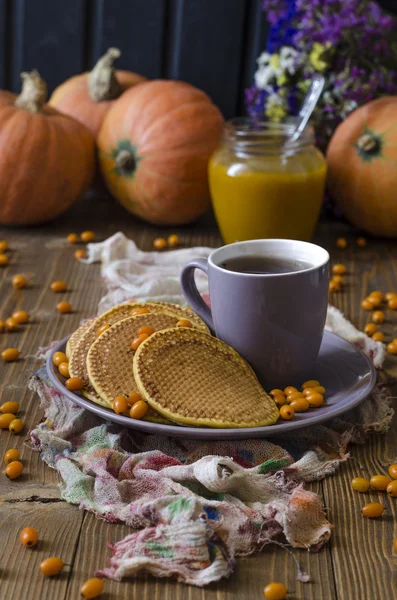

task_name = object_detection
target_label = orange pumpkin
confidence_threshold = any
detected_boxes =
[97,80,224,225]
[327,96,397,237]
[0,70,95,225]
[49,48,146,138]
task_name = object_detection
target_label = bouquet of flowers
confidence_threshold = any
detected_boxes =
[246,0,397,149]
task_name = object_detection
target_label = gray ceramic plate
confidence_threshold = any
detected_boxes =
[46,331,376,440]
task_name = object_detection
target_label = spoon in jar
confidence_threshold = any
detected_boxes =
[288,74,325,144]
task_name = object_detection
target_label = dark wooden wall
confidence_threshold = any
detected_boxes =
[0,0,268,118]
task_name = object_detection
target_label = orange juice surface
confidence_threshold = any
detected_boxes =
[209,151,327,244]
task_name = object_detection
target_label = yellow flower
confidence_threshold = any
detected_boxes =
[269,54,280,69]
[265,102,287,123]
[277,73,288,86]
[309,42,332,72]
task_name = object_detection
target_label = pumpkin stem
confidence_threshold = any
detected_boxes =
[15,70,47,113]
[115,150,136,174]
[357,133,380,154]
[88,47,121,102]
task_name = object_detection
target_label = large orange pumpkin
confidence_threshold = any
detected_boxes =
[97,80,224,225]
[49,48,146,138]
[0,70,95,225]
[327,96,397,237]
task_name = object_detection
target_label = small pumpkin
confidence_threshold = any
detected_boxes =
[327,96,397,237]
[97,80,224,225]
[49,48,146,137]
[0,70,95,225]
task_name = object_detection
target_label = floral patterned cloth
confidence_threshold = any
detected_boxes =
[29,233,394,587]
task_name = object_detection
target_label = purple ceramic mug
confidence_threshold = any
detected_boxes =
[180,239,329,389]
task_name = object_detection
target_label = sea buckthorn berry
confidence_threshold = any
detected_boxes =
[9,419,24,434]
[0,253,9,266]
[131,307,150,315]
[388,464,397,479]
[177,319,192,328]
[332,275,344,285]
[372,332,385,343]
[287,391,304,401]
[40,557,64,577]
[366,296,380,308]
[369,290,384,301]
[1,348,20,362]
[129,400,149,420]
[270,389,285,397]
[386,480,397,497]
[336,237,348,249]
[290,398,310,412]
[58,362,70,378]
[388,299,397,310]
[385,292,397,301]
[0,401,20,414]
[65,377,84,392]
[370,475,391,491]
[12,274,27,289]
[131,333,149,351]
[97,323,111,336]
[128,392,143,406]
[81,231,95,243]
[263,582,288,600]
[57,301,72,314]
[361,299,373,310]
[153,237,167,250]
[279,405,294,420]
[362,502,384,518]
[0,413,17,429]
[394,538,397,553]
[4,460,23,479]
[5,317,18,332]
[307,393,324,407]
[386,342,397,354]
[332,264,346,275]
[356,237,367,247]
[308,385,326,395]
[351,477,370,492]
[274,395,288,407]
[137,325,155,336]
[372,310,385,324]
[80,577,104,599]
[329,280,340,293]
[113,396,129,415]
[67,233,78,244]
[284,386,297,395]
[301,380,319,389]
[20,527,38,547]
[364,323,377,336]
[168,234,180,248]
[50,280,67,293]
[53,351,68,366]
[0,240,8,252]
[12,310,29,324]
[0,320,4,332]
[4,448,20,464]
[74,249,87,261]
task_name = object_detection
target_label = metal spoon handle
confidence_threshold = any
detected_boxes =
[289,74,325,144]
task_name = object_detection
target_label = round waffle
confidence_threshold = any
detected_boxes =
[65,318,94,358]
[87,312,186,406]
[133,328,279,428]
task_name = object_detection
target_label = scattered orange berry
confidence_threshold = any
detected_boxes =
[287,391,304,401]
[356,237,367,247]
[369,290,384,301]
[74,249,87,261]
[0,413,16,429]
[0,253,9,266]
[80,577,105,599]
[40,557,64,576]
[9,419,24,434]
[394,538,397,553]
[332,275,344,285]
[0,240,8,252]
[386,480,397,497]
[50,280,67,293]
[372,332,385,343]
[67,233,78,244]
[351,477,370,492]
[0,320,4,332]
[388,298,397,310]
[65,377,84,392]
[131,333,149,351]
[137,325,155,336]
[301,380,319,389]
[362,502,384,518]
[1,348,20,362]
[177,319,192,328]
[385,292,397,301]
[0,401,20,414]
[12,274,27,289]
[4,448,20,464]
[20,527,38,547]
[307,393,324,407]
[58,362,70,378]
[336,237,348,249]
[113,396,129,415]
[97,323,111,336]
[366,296,381,308]
[4,460,23,479]
[167,234,180,248]
[284,386,297,395]
[56,301,72,314]
[387,342,397,354]
[290,398,310,412]
[129,400,149,420]
[53,351,68,366]
[388,464,397,479]
[329,280,341,293]
[279,405,294,420]
[270,389,285,397]
[128,392,143,406]
[332,264,347,275]
[263,582,288,600]
[364,323,377,336]
[5,317,18,332]
[153,238,167,250]
[370,474,391,491]
[81,231,95,243]
[372,310,385,324]
[12,310,29,324]
[361,299,373,310]
[274,395,288,407]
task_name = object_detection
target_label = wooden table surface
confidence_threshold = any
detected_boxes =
[0,193,396,600]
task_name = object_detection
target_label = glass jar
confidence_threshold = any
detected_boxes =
[208,118,327,244]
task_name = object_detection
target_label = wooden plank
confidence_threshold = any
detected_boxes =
[0,501,84,599]
[89,0,166,78]
[10,0,86,93]
[0,0,7,88]
[166,0,247,118]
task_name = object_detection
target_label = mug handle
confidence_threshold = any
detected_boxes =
[180,258,214,332]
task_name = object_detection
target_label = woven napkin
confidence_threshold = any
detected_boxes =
[29,232,393,587]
